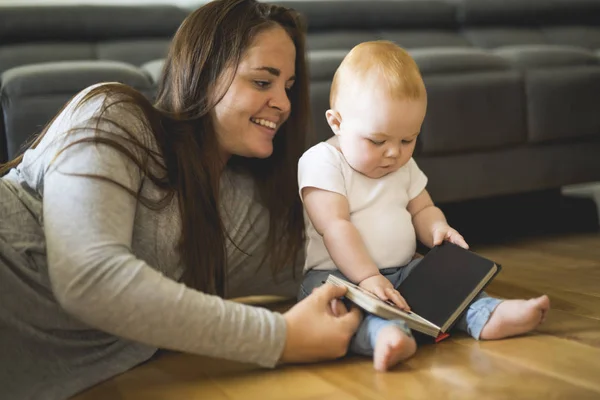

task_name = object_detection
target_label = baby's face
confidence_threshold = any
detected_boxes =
[336,93,427,179]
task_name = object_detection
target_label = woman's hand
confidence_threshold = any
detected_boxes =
[359,274,410,310]
[279,283,361,364]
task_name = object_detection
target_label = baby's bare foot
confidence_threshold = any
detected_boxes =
[480,295,550,340]
[373,325,417,372]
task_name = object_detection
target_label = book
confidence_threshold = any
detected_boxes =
[326,242,501,341]
[326,274,445,339]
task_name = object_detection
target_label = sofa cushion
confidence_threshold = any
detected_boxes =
[306,32,381,52]
[276,0,459,51]
[523,66,600,144]
[275,0,457,31]
[419,71,527,155]
[410,48,526,155]
[458,0,600,49]
[417,140,600,203]
[97,40,173,67]
[493,45,599,68]
[141,59,166,86]
[309,81,333,145]
[411,47,510,74]
[0,5,187,42]
[0,41,173,77]
[492,45,600,144]
[308,50,347,81]
[0,44,94,76]
[462,29,547,49]
[542,27,600,51]
[1,61,154,159]
[380,31,471,49]
[457,0,600,26]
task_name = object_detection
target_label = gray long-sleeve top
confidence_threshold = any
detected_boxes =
[0,84,292,399]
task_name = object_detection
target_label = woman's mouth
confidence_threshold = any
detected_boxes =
[250,117,277,130]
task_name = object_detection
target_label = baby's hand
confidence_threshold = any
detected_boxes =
[432,223,469,249]
[359,274,410,311]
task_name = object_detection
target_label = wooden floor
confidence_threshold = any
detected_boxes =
[74,232,600,400]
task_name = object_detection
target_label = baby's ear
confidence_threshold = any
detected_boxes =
[325,109,342,135]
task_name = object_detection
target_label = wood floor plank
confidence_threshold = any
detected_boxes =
[535,308,600,348]
[452,334,600,393]
[74,371,229,400]
[475,247,600,296]
[505,234,600,262]
[209,368,354,400]
[73,353,233,400]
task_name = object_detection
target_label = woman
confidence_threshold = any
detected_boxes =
[0,0,360,398]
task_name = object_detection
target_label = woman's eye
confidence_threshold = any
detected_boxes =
[254,80,271,89]
[402,139,415,144]
[369,139,385,145]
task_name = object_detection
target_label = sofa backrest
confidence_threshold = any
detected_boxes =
[456,0,600,50]
[0,5,187,74]
[271,0,471,51]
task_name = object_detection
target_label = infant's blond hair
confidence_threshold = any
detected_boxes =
[330,41,426,109]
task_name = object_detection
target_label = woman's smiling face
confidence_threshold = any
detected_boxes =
[211,25,296,161]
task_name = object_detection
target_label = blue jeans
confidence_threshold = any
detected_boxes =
[298,259,502,356]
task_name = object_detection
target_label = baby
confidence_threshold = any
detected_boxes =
[297,41,550,372]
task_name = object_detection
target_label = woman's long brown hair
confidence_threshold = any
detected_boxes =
[0,0,310,297]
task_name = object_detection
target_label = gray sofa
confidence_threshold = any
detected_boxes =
[1,0,600,205]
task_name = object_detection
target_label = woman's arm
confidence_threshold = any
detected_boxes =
[43,106,286,368]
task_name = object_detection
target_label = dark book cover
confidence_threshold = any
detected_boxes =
[396,242,501,333]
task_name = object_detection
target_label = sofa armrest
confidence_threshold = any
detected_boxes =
[1,60,154,159]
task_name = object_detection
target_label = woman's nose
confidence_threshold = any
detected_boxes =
[269,87,291,113]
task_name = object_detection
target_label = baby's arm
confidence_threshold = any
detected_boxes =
[303,187,379,282]
[302,187,409,309]
[408,189,468,249]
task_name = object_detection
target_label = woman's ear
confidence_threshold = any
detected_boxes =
[325,109,342,136]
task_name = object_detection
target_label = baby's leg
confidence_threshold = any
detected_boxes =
[479,295,550,340]
[351,314,416,372]
[455,293,550,340]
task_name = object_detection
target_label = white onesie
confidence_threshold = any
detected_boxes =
[298,142,428,272]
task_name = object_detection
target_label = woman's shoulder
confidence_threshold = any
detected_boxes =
[72,82,153,124]
[29,82,161,173]
[66,82,126,116]
[53,82,160,149]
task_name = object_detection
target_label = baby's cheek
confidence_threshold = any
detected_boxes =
[350,154,373,173]
[362,155,381,173]
[365,149,382,164]
[401,152,414,166]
